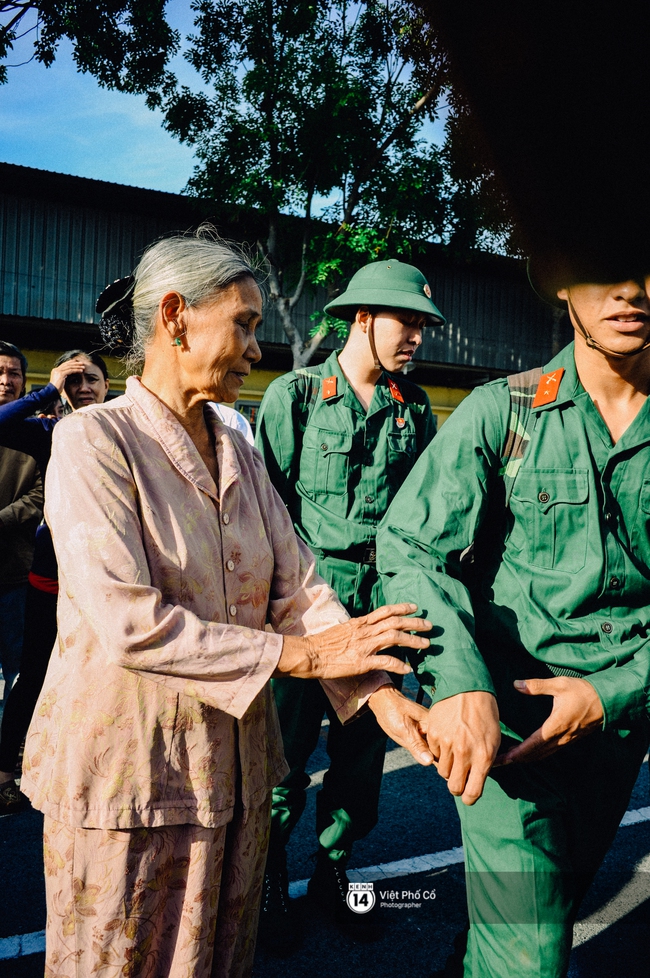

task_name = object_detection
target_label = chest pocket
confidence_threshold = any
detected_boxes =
[631,480,650,564]
[509,468,589,571]
[387,430,418,488]
[300,426,353,496]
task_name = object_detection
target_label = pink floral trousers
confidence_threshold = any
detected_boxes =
[42,798,271,978]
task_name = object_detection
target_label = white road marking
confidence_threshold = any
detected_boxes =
[307,745,415,788]
[1,755,649,962]
[288,846,464,898]
[573,853,650,947]
[0,930,45,960]
[287,800,650,900]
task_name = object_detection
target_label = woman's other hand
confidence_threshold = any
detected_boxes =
[275,603,431,679]
[368,686,435,766]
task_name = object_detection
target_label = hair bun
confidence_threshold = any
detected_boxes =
[96,275,136,351]
[98,306,136,349]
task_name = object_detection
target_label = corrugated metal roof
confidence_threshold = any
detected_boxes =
[259,263,561,371]
[1,174,563,372]
[0,192,169,324]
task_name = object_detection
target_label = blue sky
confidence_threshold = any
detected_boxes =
[0,0,198,193]
[0,1,446,199]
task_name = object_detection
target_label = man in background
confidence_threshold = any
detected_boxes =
[255,259,443,952]
[0,342,43,733]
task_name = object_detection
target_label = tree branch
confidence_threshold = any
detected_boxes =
[340,81,443,228]
[1,2,33,37]
[298,323,329,367]
[289,190,313,309]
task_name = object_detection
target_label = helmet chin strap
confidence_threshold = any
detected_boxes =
[567,292,650,360]
[366,314,383,371]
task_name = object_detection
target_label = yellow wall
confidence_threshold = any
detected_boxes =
[420,384,471,425]
[23,350,471,424]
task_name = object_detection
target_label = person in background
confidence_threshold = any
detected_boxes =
[0,349,109,814]
[0,342,43,728]
[209,401,254,444]
[21,232,434,978]
[254,259,443,951]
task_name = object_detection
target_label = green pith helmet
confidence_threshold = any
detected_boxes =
[324,259,446,325]
[528,248,650,309]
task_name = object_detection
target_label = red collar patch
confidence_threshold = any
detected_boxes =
[322,376,338,400]
[532,368,565,408]
[387,377,405,404]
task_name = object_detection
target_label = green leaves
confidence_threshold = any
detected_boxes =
[1,2,179,92]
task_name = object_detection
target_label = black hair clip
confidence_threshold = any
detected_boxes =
[96,275,136,349]
[96,275,135,316]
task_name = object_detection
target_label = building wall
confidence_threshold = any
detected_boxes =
[1,163,568,428]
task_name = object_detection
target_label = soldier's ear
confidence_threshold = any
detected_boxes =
[356,307,371,332]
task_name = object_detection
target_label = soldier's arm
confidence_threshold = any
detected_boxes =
[378,385,505,703]
[254,379,303,507]
[378,385,508,803]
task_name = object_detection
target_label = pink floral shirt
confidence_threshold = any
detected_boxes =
[22,377,385,829]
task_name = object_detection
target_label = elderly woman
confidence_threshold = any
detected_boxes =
[21,232,433,978]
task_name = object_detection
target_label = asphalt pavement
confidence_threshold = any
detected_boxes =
[1,675,649,977]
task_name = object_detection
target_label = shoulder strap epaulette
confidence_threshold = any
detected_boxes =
[500,366,544,504]
[292,366,327,430]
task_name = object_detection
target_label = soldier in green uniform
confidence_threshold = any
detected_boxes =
[255,259,444,951]
[377,252,650,977]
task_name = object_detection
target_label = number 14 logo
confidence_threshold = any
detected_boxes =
[346,882,376,914]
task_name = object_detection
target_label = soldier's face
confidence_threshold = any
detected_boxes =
[557,277,650,356]
[371,309,424,372]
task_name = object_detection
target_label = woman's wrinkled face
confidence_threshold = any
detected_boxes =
[179,277,263,403]
[63,358,110,410]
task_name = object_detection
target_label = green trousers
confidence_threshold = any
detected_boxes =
[456,648,650,977]
[270,555,393,862]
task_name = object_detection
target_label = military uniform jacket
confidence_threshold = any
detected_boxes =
[255,350,436,560]
[378,342,650,731]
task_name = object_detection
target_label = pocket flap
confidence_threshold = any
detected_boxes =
[640,480,650,514]
[511,469,589,511]
[309,427,353,455]
[387,431,417,454]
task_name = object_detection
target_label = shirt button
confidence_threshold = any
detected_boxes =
[222,513,230,525]
[229,604,237,616]
[321,443,328,451]
[365,495,374,503]
[605,511,614,524]
[609,577,621,589]
[601,622,613,634]
[226,559,235,571]
[538,491,550,503]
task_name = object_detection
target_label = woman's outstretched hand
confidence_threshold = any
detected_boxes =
[275,603,431,679]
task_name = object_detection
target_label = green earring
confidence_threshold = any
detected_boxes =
[172,336,182,346]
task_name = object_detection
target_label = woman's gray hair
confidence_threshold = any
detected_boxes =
[129,227,260,365]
